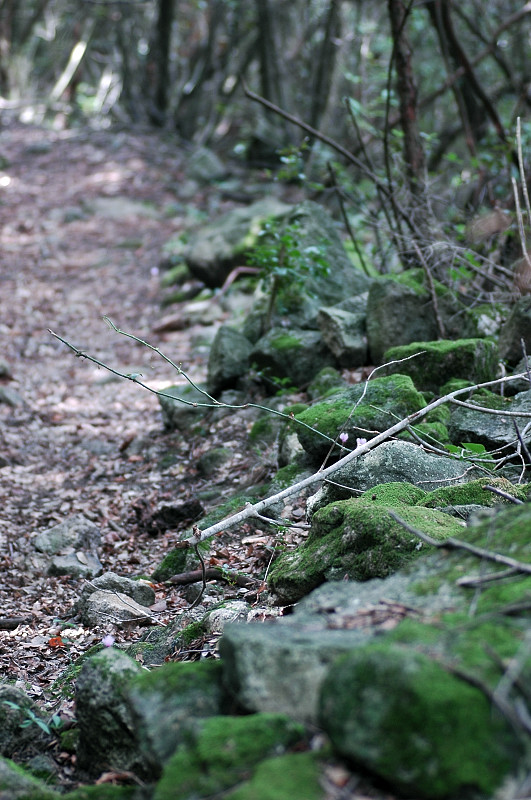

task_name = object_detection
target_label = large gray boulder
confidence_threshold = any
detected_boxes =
[294,375,426,462]
[175,198,292,287]
[317,304,368,367]
[267,496,464,604]
[31,514,103,578]
[251,327,336,391]
[382,337,498,393]
[307,440,483,511]
[243,201,373,335]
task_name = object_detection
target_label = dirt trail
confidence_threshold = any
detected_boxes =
[0,122,231,687]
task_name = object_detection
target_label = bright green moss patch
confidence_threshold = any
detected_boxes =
[418,476,529,509]
[154,713,305,800]
[224,752,323,800]
[132,659,222,699]
[268,499,463,602]
[320,643,521,798]
[295,374,426,460]
[382,338,498,393]
[357,482,427,506]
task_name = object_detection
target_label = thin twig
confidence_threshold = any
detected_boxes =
[388,511,531,575]
[482,485,524,505]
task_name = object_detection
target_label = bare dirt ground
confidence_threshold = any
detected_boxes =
[0,121,280,694]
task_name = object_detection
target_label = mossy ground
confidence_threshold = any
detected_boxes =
[418,476,530,508]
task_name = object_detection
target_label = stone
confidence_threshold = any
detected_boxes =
[242,201,372,335]
[186,146,228,182]
[449,388,531,450]
[158,382,210,431]
[306,440,484,512]
[32,514,101,555]
[382,337,499,393]
[317,306,368,367]
[498,296,531,365]
[179,198,291,287]
[78,572,156,608]
[319,643,521,799]
[77,590,153,627]
[0,686,51,758]
[0,756,58,799]
[76,650,224,779]
[207,325,253,395]
[48,552,103,579]
[294,375,426,462]
[366,272,477,364]
[154,714,304,800]
[251,327,336,392]
[0,386,23,406]
[206,601,250,633]
[219,618,376,725]
[267,497,464,604]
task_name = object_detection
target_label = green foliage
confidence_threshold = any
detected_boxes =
[248,218,330,328]
[1,700,62,736]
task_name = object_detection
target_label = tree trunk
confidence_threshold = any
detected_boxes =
[387,0,426,199]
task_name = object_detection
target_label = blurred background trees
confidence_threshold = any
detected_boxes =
[1,0,530,285]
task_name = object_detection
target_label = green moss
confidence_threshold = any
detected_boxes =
[133,659,222,699]
[154,714,305,800]
[295,374,426,459]
[268,500,463,601]
[439,378,474,396]
[357,482,427,506]
[0,757,59,799]
[307,367,345,399]
[383,338,498,393]
[151,547,188,582]
[404,421,450,445]
[320,643,520,798]
[224,752,323,800]
[59,728,79,754]
[270,464,307,490]
[418,476,529,509]
[51,644,104,699]
[269,334,302,351]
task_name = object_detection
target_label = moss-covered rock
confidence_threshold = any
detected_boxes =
[251,327,336,392]
[366,271,478,364]
[76,649,224,780]
[418,476,529,509]
[295,374,426,462]
[382,338,498,393]
[154,713,305,800]
[268,498,464,604]
[223,752,323,800]
[319,643,521,799]
[0,756,59,799]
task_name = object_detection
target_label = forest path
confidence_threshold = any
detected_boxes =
[0,122,254,692]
